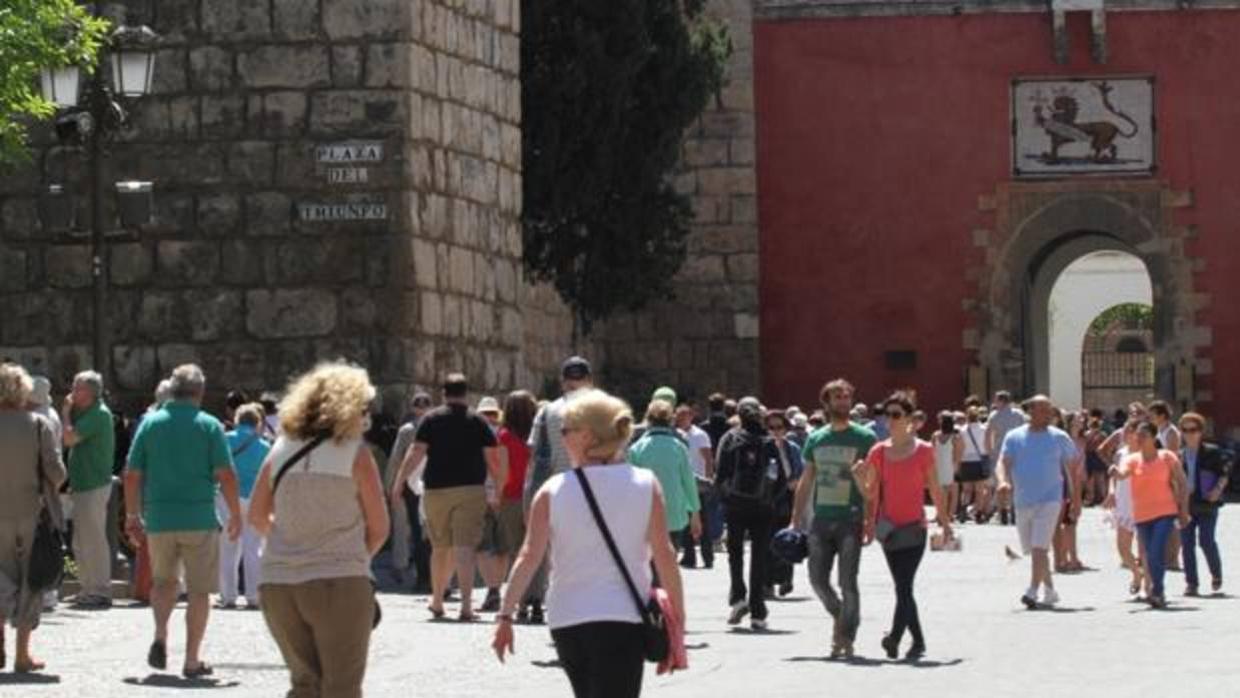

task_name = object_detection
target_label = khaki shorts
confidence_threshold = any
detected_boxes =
[496,500,527,555]
[149,530,220,594]
[423,486,487,548]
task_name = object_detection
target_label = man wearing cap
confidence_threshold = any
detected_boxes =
[386,390,436,591]
[391,374,501,621]
[996,395,1078,609]
[520,356,594,623]
[789,379,876,658]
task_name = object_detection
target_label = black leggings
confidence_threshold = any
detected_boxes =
[552,622,645,698]
[883,535,927,646]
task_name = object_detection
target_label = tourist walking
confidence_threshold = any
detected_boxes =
[628,400,701,554]
[764,409,803,598]
[0,363,67,673]
[1102,419,1144,596]
[986,391,1027,524]
[520,357,595,623]
[495,391,538,593]
[676,403,717,569]
[492,390,685,698]
[995,396,1078,609]
[932,411,963,527]
[715,398,779,629]
[1178,411,1230,596]
[386,390,434,591]
[958,407,991,523]
[859,392,953,660]
[123,364,243,677]
[1110,421,1189,608]
[26,377,63,613]
[247,361,390,698]
[790,380,876,658]
[216,403,271,610]
[1053,411,1087,573]
[389,373,500,621]
[61,370,116,609]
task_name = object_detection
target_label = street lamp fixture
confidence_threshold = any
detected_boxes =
[39,66,82,108]
[115,181,154,226]
[108,25,159,98]
[38,185,75,232]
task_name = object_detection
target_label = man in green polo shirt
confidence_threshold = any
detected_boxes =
[124,364,241,678]
[790,378,876,659]
[60,370,117,609]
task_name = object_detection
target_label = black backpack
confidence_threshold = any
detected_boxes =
[723,430,777,506]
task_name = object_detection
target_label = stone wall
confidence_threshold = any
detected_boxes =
[594,0,761,407]
[0,0,539,415]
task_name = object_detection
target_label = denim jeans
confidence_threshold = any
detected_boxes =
[807,517,862,642]
[1136,515,1177,598]
[1181,510,1223,588]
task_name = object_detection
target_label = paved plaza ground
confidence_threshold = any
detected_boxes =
[2,508,1235,697]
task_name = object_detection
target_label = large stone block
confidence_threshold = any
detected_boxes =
[185,289,244,341]
[725,253,759,283]
[188,46,233,91]
[225,141,276,187]
[323,0,411,40]
[138,293,190,341]
[273,0,321,38]
[0,247,26,292]
[246,289,338,338]
[157,241,220,286]
[366,43,409,88]
[253,92,307,137]
[420,290,443,335]
[332,46,364,87]
[411,237,438,288]
[112,345,157,391]
[698,167,756,196]
[151,49,188,95]
[1,198,38,241]
[200,94,246,139]
[218,240,265,286]
[238,46,331,89]
[197,194,241,236]
[244,192,293,235]
[309,91,404,136]
[677,255,726,284]
[110,243,152,286]
[155,343,201,374]
[264,239,364,285]
[202,0,270,39]
[46,245,93,289]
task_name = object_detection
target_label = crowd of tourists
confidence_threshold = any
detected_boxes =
[0,354,1231,697]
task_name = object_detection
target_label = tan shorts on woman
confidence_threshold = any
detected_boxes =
[422,485,487,548]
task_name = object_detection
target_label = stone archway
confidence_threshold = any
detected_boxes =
[969,181,1201,404]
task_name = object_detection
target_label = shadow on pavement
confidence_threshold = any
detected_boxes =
[0,672,61,685]
[1012,606,1097,614]
[1128,605,1200,614]
[123,674,242,689]
[685,642,711,650]
[531,660,564,669]
[728,627,798,636]
[785,656,964,669]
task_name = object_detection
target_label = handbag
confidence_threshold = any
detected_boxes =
[271,435,382,629]
[872,446,928,553]
[27,419,67,591]
[573,468,670,663]
[964,425,991,473]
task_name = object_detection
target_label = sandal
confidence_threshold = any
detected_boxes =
[458,612,479,623]
[183,662,215,679]
[428,605,447,621]
[14,658,46,674]
[148,639,168,670]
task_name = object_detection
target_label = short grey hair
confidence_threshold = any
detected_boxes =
[73,370,104,398]
[168,364,206,399]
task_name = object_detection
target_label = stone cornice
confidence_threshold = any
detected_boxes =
[755,0,1240,20]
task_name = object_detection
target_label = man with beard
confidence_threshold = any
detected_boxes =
[789,379,876,658]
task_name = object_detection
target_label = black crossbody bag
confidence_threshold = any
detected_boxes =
[27,419,67,591]
[271,435,382,629]
[573,468,669,663]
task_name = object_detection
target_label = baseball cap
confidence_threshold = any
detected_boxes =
[737,396,763,421]
[651,386,677,405]
[561,356,592,381]
[771,528,809,565]
[477,396,501,414]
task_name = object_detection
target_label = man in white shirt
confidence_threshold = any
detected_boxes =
[676,403,716,568]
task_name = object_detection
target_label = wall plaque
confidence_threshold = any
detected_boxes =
[298,201,388,222]
[1012,76,1155,177]
[315,142,384,163]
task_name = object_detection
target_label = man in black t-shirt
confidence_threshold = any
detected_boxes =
[390,373,500,620]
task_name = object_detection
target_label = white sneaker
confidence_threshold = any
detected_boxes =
[751,618,768,631]
[1041,587,1060,606]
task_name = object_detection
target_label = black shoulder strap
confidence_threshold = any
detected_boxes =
[573,468,650,620]
[231,432,263,459]
[272,435,329,495]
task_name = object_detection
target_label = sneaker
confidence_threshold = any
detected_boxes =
[1184,585,1200,597]
[1020,593,1038,610]
[480,589,501,613]
[777,583,793,597]
[1041,587,1060,606]
[727,601,750,626]
[529,604,545,625]
[750,618,768,631]
[1212,577,1223,593]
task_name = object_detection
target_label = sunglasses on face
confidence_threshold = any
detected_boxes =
[1182,426,1202,434]
[885,411,906,420]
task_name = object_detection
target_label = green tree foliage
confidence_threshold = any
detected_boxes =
[521,0,731,336]
[1088,302,1153,335]
[0,1,109,166]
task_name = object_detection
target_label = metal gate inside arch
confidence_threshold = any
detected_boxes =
[1080,314,1155,411]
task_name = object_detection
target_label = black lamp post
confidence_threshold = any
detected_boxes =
[39,21,159,385]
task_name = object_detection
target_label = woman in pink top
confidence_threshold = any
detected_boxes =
[860,392,953,660]
[1110,421,1189,608]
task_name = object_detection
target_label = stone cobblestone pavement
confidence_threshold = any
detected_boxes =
[2,508,1236,697]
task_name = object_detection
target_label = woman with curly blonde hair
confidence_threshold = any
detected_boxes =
[248,362,389,698]
[0,363,66,673]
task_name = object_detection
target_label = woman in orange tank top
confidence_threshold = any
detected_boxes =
[1109,421,1189,608]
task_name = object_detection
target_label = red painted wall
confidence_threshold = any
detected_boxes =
[754,9,1239,431]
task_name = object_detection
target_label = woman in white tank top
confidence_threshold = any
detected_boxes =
[492,390,685,698]
[931,411,963,524]
[1102,419,1144,597]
